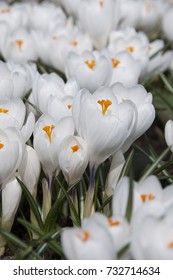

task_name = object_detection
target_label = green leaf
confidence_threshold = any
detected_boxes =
[0,229,41,260]
[16,177,43,230]
[160,73,173,94]
[125,171,133,223]
[119,149,134,179]
[139,147,170,183]
[18,218,63,257]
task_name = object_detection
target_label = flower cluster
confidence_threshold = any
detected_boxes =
[0,0,173,260]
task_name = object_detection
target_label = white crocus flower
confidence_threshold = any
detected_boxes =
[0,61,14,100]
[118,0,142,29]
[103,50,141,87]
[91,213,130,253]
[66,51,112,93]
[6,61,37,99]
[73,86,136,169]
[131,205,173,259]
[137,0,166,33]
[113,176,173,218]
[33,114,75,183]
[48,28,93,73]
[108,28,149,74]
[0,177,22,254]
[18,145,40,199]
[61,215,115,260]
[1,28,37,63]
[112,83,155,152]
[0,2,27,32]
[162,8,173,41]
[31,73,78,114]
[78,0,119,49]
[143,40,173,79]
[58,135,89,186]
[165,120,173,152]
[0,127,24,186]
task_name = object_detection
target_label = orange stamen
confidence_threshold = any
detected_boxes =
[141,194,155,203]
[16,39,23,51]
[0,8,11,14]
[68,104,72,109]
[0,143,4,149]
[77,231,90,242]
[168,242,173,249]
[0,108,9,114]
[85,60,96,69]
[108,218,121,227]
[71,40,78,46]
[71,145,79,153]
[127,46,134,53]
[112,58,120,68]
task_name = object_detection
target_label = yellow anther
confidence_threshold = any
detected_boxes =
[68,104,72,109]
[0,108,9,114]
[71,40,78,46]
[97,99,112,115]
[0,8,11,14]
[168,242,173,249]
[127,46,134,53]
[85,60,96,69]
[99,0,104,7]
[43,125,55,143]
[108,218,121,227]
[141,193,155,203]
[77,231,90,242]
[52,35,58,41]
[112,58,120,68]
[71,145,79,153]
[0,143,4,149]
[16,39,23,51]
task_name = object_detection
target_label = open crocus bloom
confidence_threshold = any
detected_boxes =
[131,204,173,259]
[61,214,115,260]
[66,51,112,93]
[113,176,173,218]
[72,86,137,168]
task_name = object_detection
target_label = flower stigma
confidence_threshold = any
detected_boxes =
[112,58,120,68]
[97,99,112,115]
[108,218,121,227]
[43,125,55,143]
[141,193,155,203]
[71,145,79,153]
[77,231,90,242]
[16,39,23,51]
[0,108,9,114]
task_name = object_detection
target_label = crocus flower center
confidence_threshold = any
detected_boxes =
[43,125,55,143]
[71,145,79,153]
[0,8,11,14]
[71,40,78,46]
[97,99,112,115]
[85,60,96,69]
[127,46,134,53]
[52,35,58,41]
[16,39,23,51]
[112,58,120,68]
[68,104,72,109]
[141,193,155,203]
[108,218,121,227]
[99,0,104,7]
[77,231,90,242]
[168,242,173,249]
[146,2,153,12]
[0,143,4,149]
[0,108,9,114]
